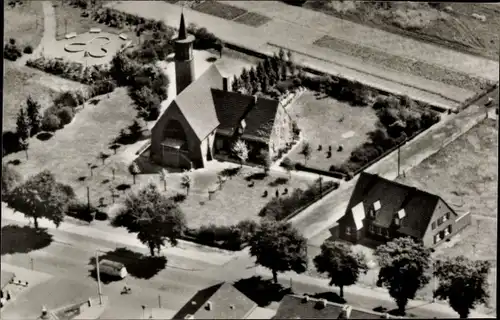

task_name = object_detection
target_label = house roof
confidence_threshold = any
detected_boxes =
[274,295,402,319]
[173,282,257,319]
[212,89,255,135]
[240,96,280,142]
[172,64,223,140]
[344,172,448,239]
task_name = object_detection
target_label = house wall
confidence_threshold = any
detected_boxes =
[269,105,293,159]
[200,131,216,167]
[422,199,462,247]
[150,102,204,168]
[338,215,364,243]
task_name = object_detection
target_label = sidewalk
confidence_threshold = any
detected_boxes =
[1,203,236,267]
[255,267,495,318]
[105,1,480,109]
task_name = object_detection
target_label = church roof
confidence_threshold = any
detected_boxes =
[173,64,223,140]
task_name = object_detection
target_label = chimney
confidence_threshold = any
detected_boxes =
[341,305,352,318]
[223,77,230,91]
[205,301,212,311]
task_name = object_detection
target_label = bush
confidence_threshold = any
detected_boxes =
[4,43,22,61]
[57,107,74,126]
[23,45,33,54]
[90,79,117,96]
[54,90,87,108]
[41,114,62,132]
[193,224,243,250]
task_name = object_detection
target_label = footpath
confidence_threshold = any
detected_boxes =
[105,1,480,110]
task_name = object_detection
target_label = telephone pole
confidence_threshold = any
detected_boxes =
[95,252,103,305]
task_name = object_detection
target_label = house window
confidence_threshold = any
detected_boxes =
[394,217,400,226]
[439,230,445,241]
[446,225,452,235]
[445,212,450,221]
[345,226,352,236]
[433,234,439,244]
[383,229,390,238]
[368,208,375,218]
[376,227,383,235]
[432,222,436,230]
[437,216,444,226]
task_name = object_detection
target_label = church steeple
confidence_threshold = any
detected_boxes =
[178,12,187,40]
[174,11,196,95]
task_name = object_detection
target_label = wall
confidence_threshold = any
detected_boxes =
[422,199,464,247]
[150,101,203,168]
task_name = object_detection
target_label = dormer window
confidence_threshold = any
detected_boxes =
[373,200,381,211]
[238,119,247,134]
[394,209,406,226]
[394,217,400,226]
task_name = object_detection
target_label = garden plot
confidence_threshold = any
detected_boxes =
[192,1,247,21]
[286,91,379,170]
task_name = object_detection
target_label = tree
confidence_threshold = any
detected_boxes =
[278,48,286,62]
[16,107,31,142]
[249,219,308,284]
[130,162,140,184]
[1,164,22,198]
[375,237,432,315]
[7,170,74,229]
[280,64,288,81]
[232,139,249,167]
[299,141,311,166]
[117,183,187,256]
[159,168,168,191]
[260,150,272,174]
[181,174,191,195]
[240,67,249,84]
[434,256,491,318]
[26,96,41,136]
[20,138,29,160]
[313,241,368,298]
[249,66,257,83]
[232,75,241,92]
[261,74,270,93]
[281,157,293,178]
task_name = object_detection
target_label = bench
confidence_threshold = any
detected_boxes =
[119,33,128,40]
[65,32,77,39]
[90,28,101,33]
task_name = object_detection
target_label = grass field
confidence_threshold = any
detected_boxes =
[314,35,490,92]
[4,0,44,50]
[286,91,378,169]
[3,61,88,132]
[234,12,271,27]
[193,1,247,21]
[305,1,500,62]
[2,88,138,202]
[53,1,136,41]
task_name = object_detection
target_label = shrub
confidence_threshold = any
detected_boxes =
[41,114,62,132]
[171,193,186,203]
[4,43,22,61]
[57,107,75,126]
[54,90,87,108]
[23,45,33,54]
[90,79,117,96]
[194,224,243,250]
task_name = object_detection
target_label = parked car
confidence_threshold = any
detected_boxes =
[97,260,128,279]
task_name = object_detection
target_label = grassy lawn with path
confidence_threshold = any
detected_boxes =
[4,0,44,49]
[3,61,88,132]
[286,91,378,169]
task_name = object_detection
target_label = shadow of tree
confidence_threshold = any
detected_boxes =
[220,167,241,179]
[77,176,86,182]
[112,121,145,145]
[36,132,53,141]
[88,247,167,282]
[268,177,289,187]
[116,183,131,193]
[233,276,293,307]
[2,131,22,156]
[1,225,53,255]
[245,172,267,182]
[8,159,21,166]
[306,291,346,304]
[206,56,218,62]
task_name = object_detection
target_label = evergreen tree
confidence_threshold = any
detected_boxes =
[26,96,41,136]
[280,64,288,81]
[263,57,272,76]
[278,48,286,62]
[261,75,270,93]
[232,75,241,92]
[240,67,249,83]
[256,61,265,82]
[16,107,31,141]
[249,66,257,83]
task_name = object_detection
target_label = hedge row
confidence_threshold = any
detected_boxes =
[259,178,339,221]
[67,201,109,222]
[183,220,259,251]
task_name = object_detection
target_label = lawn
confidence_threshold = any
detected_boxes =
[2,88,139,203]
[4,0,44,50]
[286,91,379,170]
[192,1,247,21]
[234,12,272,27]
[3,61,88,132]
[305,2,500,62]
[53,1,138,41]
[314,35,489,93]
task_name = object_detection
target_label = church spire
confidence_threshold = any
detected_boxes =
[178,11,187,40]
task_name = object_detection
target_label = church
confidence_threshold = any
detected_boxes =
[150,13,294,169]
